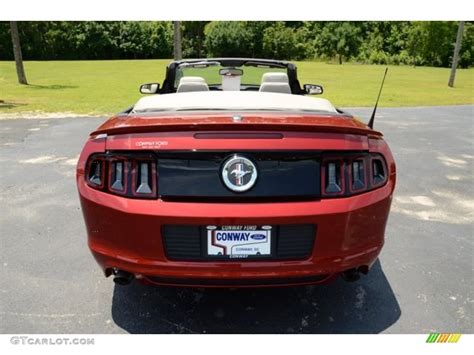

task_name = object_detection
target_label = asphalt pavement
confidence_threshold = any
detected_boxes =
[0,105,472,333]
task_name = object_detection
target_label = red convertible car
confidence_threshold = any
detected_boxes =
[77,58,396,287]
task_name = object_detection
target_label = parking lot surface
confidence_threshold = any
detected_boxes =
[0,105,472,333]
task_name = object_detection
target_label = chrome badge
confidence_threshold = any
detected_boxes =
[221,155,258,192]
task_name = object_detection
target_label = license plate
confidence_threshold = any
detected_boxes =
[207,225,272,258]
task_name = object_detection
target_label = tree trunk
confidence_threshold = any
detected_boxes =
[173,21,182,60]
[338,54,342,65]
[10,21,28,85]
[448,21,465,88]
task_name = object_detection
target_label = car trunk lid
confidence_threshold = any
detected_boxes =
[92,112,382,137]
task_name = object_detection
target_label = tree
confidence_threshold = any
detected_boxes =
[173,21,182,60]
[262,22,298,60]
[458,22,474,68]
[204,22,253,57]
[406,22,459,67]
[1,21,472,67]
[356,22,412,65]
[245,22,271,58]
[316,22,361,64]
[10,21,27,84]
[182,21,208,58]
[448,21,465,87]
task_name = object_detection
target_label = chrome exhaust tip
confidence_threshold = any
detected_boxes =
[341,268,361,282]
[112,269,135,286]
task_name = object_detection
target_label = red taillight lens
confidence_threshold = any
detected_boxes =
[85,153,157,199]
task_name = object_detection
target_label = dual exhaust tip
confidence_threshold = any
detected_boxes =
[110,266,369,286]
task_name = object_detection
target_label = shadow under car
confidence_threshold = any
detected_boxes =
[111,260,400,334]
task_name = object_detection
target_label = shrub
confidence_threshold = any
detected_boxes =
[262,22,298,60]
[204,22,253,57]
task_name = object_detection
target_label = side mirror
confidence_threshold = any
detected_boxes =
[140,83,160,94]
[304,84,323,95]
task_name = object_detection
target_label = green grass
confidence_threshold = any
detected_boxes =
[1,60,473,115]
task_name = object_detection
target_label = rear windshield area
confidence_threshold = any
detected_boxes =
[174,64,288,89]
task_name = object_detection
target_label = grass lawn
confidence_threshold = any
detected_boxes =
[1,59,473,115]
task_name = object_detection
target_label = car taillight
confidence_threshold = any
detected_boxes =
[85,153,157,199]
[108,158,128,194]
[86,158,105,188]
[322,153,387,197]
[351,159,366,192]
[371,157,387,187]
[85,151,388,200]
[131,160,157,197]
[322,160,344,195]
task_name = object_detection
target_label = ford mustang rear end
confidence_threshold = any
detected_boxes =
[77,59,396,287]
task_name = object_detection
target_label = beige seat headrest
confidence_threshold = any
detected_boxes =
[179,76,207,83]
[177,76,209,93]
[261,72,289,83]
[259,82,291,94]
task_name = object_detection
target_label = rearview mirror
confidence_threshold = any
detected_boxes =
[219,68,243,76]
[304,84,323,95]
[140,83,160,94]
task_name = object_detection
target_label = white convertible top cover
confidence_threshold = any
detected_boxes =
[132,91,337,114]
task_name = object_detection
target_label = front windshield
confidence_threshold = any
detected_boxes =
[174,64,288,88]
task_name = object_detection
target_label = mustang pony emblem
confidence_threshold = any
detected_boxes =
[222,155,258,192]
[230,166,252,185]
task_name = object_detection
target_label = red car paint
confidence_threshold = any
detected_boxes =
[77,112,396,287]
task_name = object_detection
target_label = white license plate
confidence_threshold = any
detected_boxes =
[207,225,272,258]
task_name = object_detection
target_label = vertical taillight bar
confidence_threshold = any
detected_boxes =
[112,162,124,190]
[371,157,387,186]
[322,159,344,196]
[86,158,105,188]
[108,159,128,194]
[131,160,157,198]
[350,159,366,192]
[137,163,152,194]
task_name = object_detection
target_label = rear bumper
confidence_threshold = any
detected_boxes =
[78,172,394,287]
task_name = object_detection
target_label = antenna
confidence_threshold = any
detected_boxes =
[368,67,388,129]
